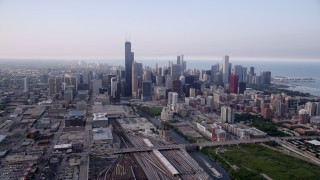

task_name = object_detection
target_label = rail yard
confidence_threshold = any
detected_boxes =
[89,117,210,180]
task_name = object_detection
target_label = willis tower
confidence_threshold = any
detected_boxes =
[124,41,134,96]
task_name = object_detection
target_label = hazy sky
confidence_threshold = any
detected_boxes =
[0,0,319,61]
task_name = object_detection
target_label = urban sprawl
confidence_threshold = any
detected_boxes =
[0,42,320,179]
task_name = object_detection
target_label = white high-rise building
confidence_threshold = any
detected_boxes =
[189,88,196,97]
[305,102,317,116]
[179,76,185,85]
[23,77,29,92]
[161,66,166,76]
[172,92,178,107]
[111,77,117,98]
[155,86,166,100]
[166,75,173,89]
[221,106,235,124]
[143,69,152,81]
[222,55,230,84]
[168,92,178,110]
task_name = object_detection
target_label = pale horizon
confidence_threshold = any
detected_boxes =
[1,56,319,63]
[1,0,320,60]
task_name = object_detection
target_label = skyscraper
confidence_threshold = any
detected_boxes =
[221,106,235,124]
[260,71,271,84]
[238,82,246,94]
[249,66,255,75]
[48,77,55,95]
[111,77,118,99]
[168,92,178,110]
[211,63,219,83]
[222,55,230,84]
[242,67,247,82]
[142,81,152,101]
[55,77,62,93]
[234,65,243,82]
[298,109,309,124]
[180,54,186,74]
[92,79,102,94]
[143,69,152,81]
[107,74,116,95]
[177,56,181,64]
[229,74,239,94]
[305,102,317,116]
[125,41,134,96]
[165,75,173,89]
[23,77,29,92]
[171,64,181,80]
[48,76,62,96]
[132,61,143,97]
[172,80,182,97]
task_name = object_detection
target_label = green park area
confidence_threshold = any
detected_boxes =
[203,144,320,180]
[247,84,310,97]
[140,106,163,117]
[235,113,286,137]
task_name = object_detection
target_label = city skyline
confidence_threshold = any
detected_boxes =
[1,0,320,61]
[1,1,320,179]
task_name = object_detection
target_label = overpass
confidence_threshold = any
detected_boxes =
[102,139,268,155]
[101,136,319,155]
[186,136,319,148]
[277,136,319,141]
[105,145,183,154]
[184,138,270,148]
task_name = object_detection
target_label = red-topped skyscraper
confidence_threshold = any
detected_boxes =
[229,74,239,94]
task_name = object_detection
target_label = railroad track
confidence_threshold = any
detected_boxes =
[104,119,147,180]
[108,118,211,180]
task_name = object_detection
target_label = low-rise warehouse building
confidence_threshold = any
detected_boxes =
[92,113,108,128]
[92,127,113,144]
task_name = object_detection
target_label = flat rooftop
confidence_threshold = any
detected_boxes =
[54,144,72,149]
[92,104,126,117]
[92,127,113,141]
[306,140,320,146]
[69,110,86,117]
[249,128,267,136]
[93,113,108,121]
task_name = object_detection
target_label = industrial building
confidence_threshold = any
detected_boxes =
[92,127,113,144]
[92,113,108,128]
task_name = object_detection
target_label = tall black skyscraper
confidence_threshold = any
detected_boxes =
[125,41,134,96]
